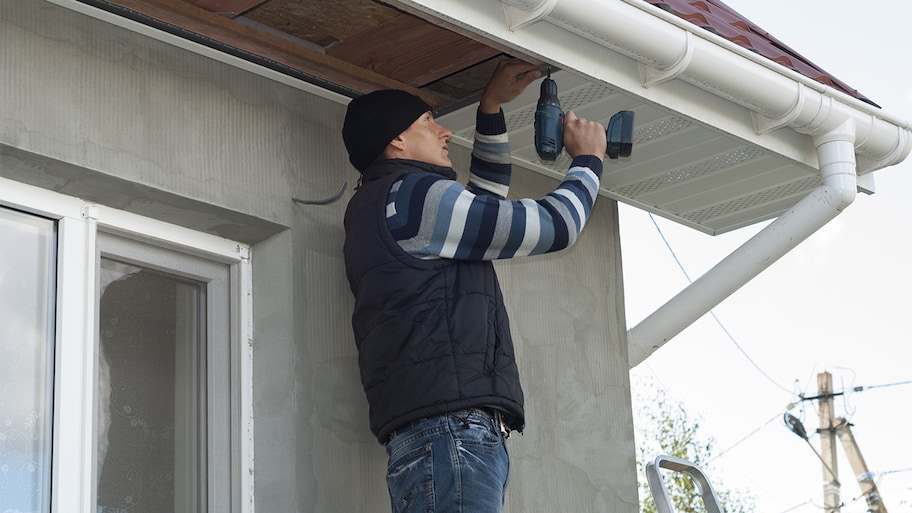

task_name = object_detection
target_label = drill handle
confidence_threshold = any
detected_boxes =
[605,110,635,159]
[534,105,565,161]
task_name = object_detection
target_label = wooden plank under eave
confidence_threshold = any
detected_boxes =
[191,0,268,18]
[243,0,400,44]
[101,0,451,105]
[326,13,501,88]
[382,0,541,66]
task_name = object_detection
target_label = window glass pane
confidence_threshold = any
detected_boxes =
[0,207,56,513]
[96,258,204,513]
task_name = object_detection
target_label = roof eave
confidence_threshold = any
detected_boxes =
[393,0,912,176]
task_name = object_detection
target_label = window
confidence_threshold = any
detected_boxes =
[0,207,56,513]
[96,233,236,513]
[0,177,252,513]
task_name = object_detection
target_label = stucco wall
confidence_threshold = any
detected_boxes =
[486,165,636,513]
[1,1,638,511]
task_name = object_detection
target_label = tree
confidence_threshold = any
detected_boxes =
[633,377,755,513]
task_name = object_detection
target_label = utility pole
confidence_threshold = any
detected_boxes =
[818,372,841,513]
[835,418,889,513]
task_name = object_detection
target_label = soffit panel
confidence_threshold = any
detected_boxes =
[443,70,820,235]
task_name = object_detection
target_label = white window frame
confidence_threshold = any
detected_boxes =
[0,176,255,513]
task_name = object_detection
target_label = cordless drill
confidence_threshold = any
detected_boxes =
[534,69,635,161]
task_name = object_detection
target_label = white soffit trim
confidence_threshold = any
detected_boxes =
[398,0,912,234]
[402,0,911,175]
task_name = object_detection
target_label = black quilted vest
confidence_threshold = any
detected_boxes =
[343,159,525,443]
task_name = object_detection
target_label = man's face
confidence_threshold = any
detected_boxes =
[397,111,453,167]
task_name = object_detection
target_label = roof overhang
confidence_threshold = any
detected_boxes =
[35,0,912,361]
[399,0,911,235]
[47,0,912,236]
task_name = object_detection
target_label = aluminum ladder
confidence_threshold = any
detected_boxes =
[645,455,724,513]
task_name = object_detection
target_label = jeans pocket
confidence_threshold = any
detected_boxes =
[451,412,510,508]
[387,443,433,513]
[453,411,501,452]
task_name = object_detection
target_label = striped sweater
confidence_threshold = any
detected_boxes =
[386,110,603,260]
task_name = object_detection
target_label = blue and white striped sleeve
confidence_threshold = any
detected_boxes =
[387,157,603,261]
[467,109,512,199]
[386,108,603,261]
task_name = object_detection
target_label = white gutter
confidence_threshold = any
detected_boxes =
[396,0,912,365]
[498,0,910,172]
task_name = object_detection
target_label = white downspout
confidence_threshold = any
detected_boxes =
[627,118,859,366]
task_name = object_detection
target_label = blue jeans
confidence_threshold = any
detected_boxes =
[385,408,510,513]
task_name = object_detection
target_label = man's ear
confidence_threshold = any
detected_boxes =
[379,136,405,160]
[388,134,406,152]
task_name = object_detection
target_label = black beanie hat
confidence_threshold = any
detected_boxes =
[342,89,432,172]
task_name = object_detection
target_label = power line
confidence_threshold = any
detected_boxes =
[648,212,697,283]
[648,213,793,395]
[863,379,912,391]
[776,500,815,513]
[880,466,912,475]
[798,378,912,402]
[707,310,793,395]
[706,410,782,464]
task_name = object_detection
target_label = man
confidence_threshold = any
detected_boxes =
[342,59,608,512]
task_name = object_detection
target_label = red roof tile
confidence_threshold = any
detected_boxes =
[647,0,878,107]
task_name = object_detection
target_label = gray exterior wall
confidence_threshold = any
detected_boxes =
[1,1,637,511]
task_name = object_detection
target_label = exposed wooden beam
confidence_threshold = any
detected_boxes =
[100,0,452,105]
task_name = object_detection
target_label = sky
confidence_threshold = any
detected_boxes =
[621,1,912,512]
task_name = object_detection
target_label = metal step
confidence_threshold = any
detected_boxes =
[645,455,724,513]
